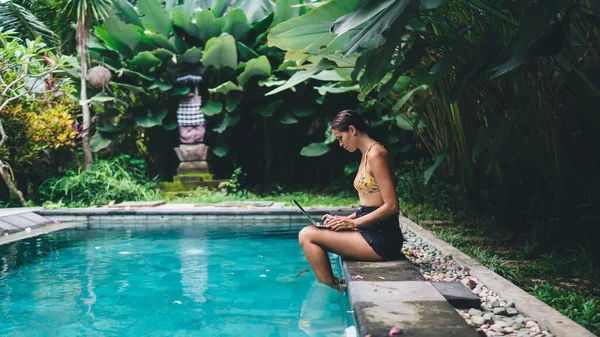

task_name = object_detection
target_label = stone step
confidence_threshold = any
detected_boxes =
[159,179,229,192]
[175,174,214,184]
[432,282,482,309]
[343,258,481,337]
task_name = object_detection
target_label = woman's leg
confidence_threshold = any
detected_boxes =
[298,226,382,288]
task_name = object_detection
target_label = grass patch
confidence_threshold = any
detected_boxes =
[531,282,600,335]
[164,188,358,208]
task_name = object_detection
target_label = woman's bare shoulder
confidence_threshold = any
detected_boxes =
[368,143,389,160]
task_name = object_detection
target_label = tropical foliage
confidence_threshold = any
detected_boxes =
[268,0,600,247]
[81,0,378,185]
[0,27,75,205]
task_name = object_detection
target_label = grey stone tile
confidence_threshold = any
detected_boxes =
[18,212,53,225]
[0,219,21,233]
[1,215,37,229]
[348,281,479,337]
[432,282,482,309]
[344,259,424,281]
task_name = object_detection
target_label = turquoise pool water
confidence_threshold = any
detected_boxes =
[0,222,354,337]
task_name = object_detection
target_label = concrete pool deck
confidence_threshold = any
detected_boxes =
[0,204,595,337]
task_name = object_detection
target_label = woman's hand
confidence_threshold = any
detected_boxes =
[322,215,356,231]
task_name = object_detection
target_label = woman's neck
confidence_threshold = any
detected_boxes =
[357,135,377,154]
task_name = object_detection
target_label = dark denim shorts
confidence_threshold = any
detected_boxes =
[356,206,404,260]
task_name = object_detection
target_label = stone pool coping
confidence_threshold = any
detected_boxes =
[0,206,594,337]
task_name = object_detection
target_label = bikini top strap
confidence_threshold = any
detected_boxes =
[364,142,380,171]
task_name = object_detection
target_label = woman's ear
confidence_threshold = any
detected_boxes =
[349,125,357,136]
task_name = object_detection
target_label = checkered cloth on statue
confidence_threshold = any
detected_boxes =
[177,95,205,126]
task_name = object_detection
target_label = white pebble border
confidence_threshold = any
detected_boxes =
[402,230,555,337]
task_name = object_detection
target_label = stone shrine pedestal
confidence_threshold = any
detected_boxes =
[159,144,227,195]
[174,144,210,175]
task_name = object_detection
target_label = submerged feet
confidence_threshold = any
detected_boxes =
[325,276,347,292]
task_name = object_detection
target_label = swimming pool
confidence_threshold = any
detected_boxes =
[0,221,355,336]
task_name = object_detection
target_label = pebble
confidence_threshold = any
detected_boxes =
[402,228,555,337]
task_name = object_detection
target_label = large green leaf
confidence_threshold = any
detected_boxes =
[203,101,223,116]
[394,114,423,130]
[489,0,569,78]
[96,17,142,57]
[268,0,360,55]
[279,112,298,124]
[235,0,275,23]
[214,113,240,133]
[148,81,172,91]
[171,6,198,37]
[113,0,142,26]
[378,39,425,97]
[237,41,260,61]
[146,31,178,52]
[131,51,162,70]
[81,93,115,105]
[272,0,300,27]
[139,0,171,36]
[424,147,448,184]
[266,58,335,95]
[210,81,243,94]
[310,70,346,81]
[202,34,238,70]
[291,108,314,117]
[237,56,272,87]
[393,84,428,111]
[192,10,222,40]
[300,142,330,157]
[177,47,203,64]
[212,145,229,157]
[90,132,112,152]
[315,84,360,95]
[135,108,168,128]
[331,0,395,37]
[419,0,446,11]
[226,91,244,111]
[223,8,250,41]
[202,0,231,17]
[258,100,282,117]
[152,48,175,60]
[342,0,413,55]
[111,82,148,94]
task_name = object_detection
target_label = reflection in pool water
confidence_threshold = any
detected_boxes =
[0,222,356,336]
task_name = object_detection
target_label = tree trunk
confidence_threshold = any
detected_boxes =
[0,162,28,207]
[78,28,93,169]
[0,124,27,206]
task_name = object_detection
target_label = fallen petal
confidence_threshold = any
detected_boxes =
[352,275,364,280]
[389,327,403,335]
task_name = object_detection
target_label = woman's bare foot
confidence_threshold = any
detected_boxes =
[325,276,347,292]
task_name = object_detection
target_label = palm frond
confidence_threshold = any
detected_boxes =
[0,2,59,46]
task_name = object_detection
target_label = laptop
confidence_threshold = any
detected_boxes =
[292,200,326,227]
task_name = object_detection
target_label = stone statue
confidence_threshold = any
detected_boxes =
[174,74,210,176]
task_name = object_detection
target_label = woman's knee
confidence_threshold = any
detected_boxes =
[298,226,319,246]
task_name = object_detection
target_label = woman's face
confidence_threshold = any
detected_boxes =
[332,127,357,152]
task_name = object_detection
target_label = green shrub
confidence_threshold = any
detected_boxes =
[41,156,160,207]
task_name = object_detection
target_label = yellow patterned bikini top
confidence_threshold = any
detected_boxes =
[354,142,381,195]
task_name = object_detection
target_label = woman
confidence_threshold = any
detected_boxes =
[298,110,404,289]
